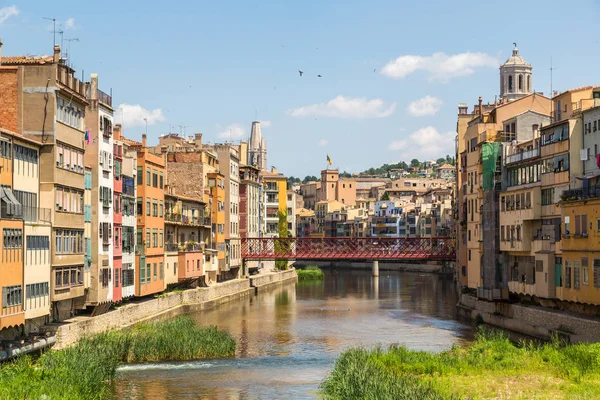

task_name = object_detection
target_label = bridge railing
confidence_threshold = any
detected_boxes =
[241,237,455,261]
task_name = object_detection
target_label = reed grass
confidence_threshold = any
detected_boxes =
[297,265,325,281]
[0,316,235,400]
[322,326,600,399]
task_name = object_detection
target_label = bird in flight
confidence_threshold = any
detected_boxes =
[317,74,322,78]
[373,68,376,73]
[298,70,303,76]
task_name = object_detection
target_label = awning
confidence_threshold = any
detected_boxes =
[1,186,22,216]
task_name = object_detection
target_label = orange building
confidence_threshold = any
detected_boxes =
[0,128,25,330]
[125,134,165,296]
[208,172,225,283]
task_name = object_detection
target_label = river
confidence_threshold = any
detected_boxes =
[113,268,474,399]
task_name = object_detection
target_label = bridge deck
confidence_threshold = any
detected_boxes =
[241,237,455,261]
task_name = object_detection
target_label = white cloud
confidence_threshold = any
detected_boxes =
[260,120,271,128]
[0,6,19,24]
[117,104,165,127]
[318,139,328,147]
[64,17,76,30]
[287,95,396,118]
[388,126,455,160]
[218,123,246,140]
[408,96,443,117]
[381,52,499,81]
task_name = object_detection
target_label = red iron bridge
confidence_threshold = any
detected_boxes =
[241,237,455,261]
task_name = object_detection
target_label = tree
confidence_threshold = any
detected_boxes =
[380,191,390,201]
[410,158,420,167]
[275,211,289,270]
[445,154,453,165]
[302,175,318,184]
[437,157,446,165]
[398,161,408,170]
[340,171,352,178]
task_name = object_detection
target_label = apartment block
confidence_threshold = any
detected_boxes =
[83,73,115,312]
[260,168,288,237]
[208,172,225,283]
[240,165,260,273]
[114,125,136,299]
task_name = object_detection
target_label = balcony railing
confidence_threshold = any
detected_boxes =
[24,206,51,223]
[372,217,397,225]
[97,89,112,107]
[505,148,540,165]
[165,243,178,252]
[135,244,145,255]
[561,187,600,202]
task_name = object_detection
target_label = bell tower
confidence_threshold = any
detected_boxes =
[500,43,533,101]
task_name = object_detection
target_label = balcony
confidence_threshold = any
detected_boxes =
[264,184,278,192]
[165,213,203,226]
[97,89,112,107]
[505,148,540,165]
[541,139,569,158]
[165,243,178,253]
[372,216,397,225]
[561,187,600,202]
[123,179,135,197]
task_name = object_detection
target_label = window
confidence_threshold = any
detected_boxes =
[508,75,513,91]
[137,197,143,216]
[0,139,12,159]
[55,186,84,214]
[555,257,563,287]
[152,170,158,187]
[565,216,571,236]
[146,228,150,247]
[594,259,600,288]
[152,199,158,217]
[565,260,571,288]
[574,260,581,289]
[2,285,22,308]
[54,230,84,254]
[159,172,163,189]
[137,167,143,185]
[56,143,84,173]
[518,74,523,90]
[541,188,554,206]
[152,229,158,247]
[159,229,163,248]
[146,198,150,216]
[146,168,151,186]
[159,262,164,280]
[153,263,157,280]
[54,266,83,288]
[582,257,589,286]
[26,282,49,299]
[159,200,163,217]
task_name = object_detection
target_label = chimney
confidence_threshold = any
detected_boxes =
[194,133,203,148]
[90,73,98,101]
[142,133,147,147]
[0,38,3,66]
[53,45,61,64]
[478,96,483,118]
[271,167,277,174]
[114,123,122,140]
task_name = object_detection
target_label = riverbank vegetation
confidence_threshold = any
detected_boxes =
[297,265,325,281]
[322,327,600,399]
[0,316,235,400]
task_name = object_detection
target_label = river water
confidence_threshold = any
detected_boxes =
[113,269,474,399]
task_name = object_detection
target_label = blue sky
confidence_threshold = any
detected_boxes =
[1,1,599,177]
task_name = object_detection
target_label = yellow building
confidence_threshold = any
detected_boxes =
[207,172,225,283]
[560,196,600,305]
[260,168,287,238]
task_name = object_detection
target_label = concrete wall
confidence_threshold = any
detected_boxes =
[54,278,253,349]
[250,269,298,292]
[459,294,600,342]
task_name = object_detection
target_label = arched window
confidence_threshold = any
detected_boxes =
[527,75,531,92]
[518,74,523,91]
[508,75,513,92]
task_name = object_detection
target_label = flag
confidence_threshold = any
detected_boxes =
[327,154,332,166]
[85,130,90,144]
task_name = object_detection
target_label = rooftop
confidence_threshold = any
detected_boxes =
[1,55,54,65]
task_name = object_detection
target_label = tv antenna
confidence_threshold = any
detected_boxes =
[178,125,189,136]
[42,17,57,50]
[65,38,79,65]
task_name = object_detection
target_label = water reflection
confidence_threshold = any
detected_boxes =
[114,269,472,399]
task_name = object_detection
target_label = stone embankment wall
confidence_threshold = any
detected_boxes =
[55,278,260,349]
[459,294,600,343]
[250,269,298,292]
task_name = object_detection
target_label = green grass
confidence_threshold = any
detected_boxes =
[322,327,600,399]
[297,265,325,281]
[0,316,235,400]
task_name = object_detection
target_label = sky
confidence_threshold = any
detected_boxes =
[1,1,600,178]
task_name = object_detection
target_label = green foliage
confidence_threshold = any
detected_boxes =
[339,171,352,178]
[275,211,289,270]
[288,176,302,184]
[302,175,319,183]
[380,191,390,201]
[410,158,421,167]
[0,317,235,400]
[297,265,325,281]
[322,326,600,399]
